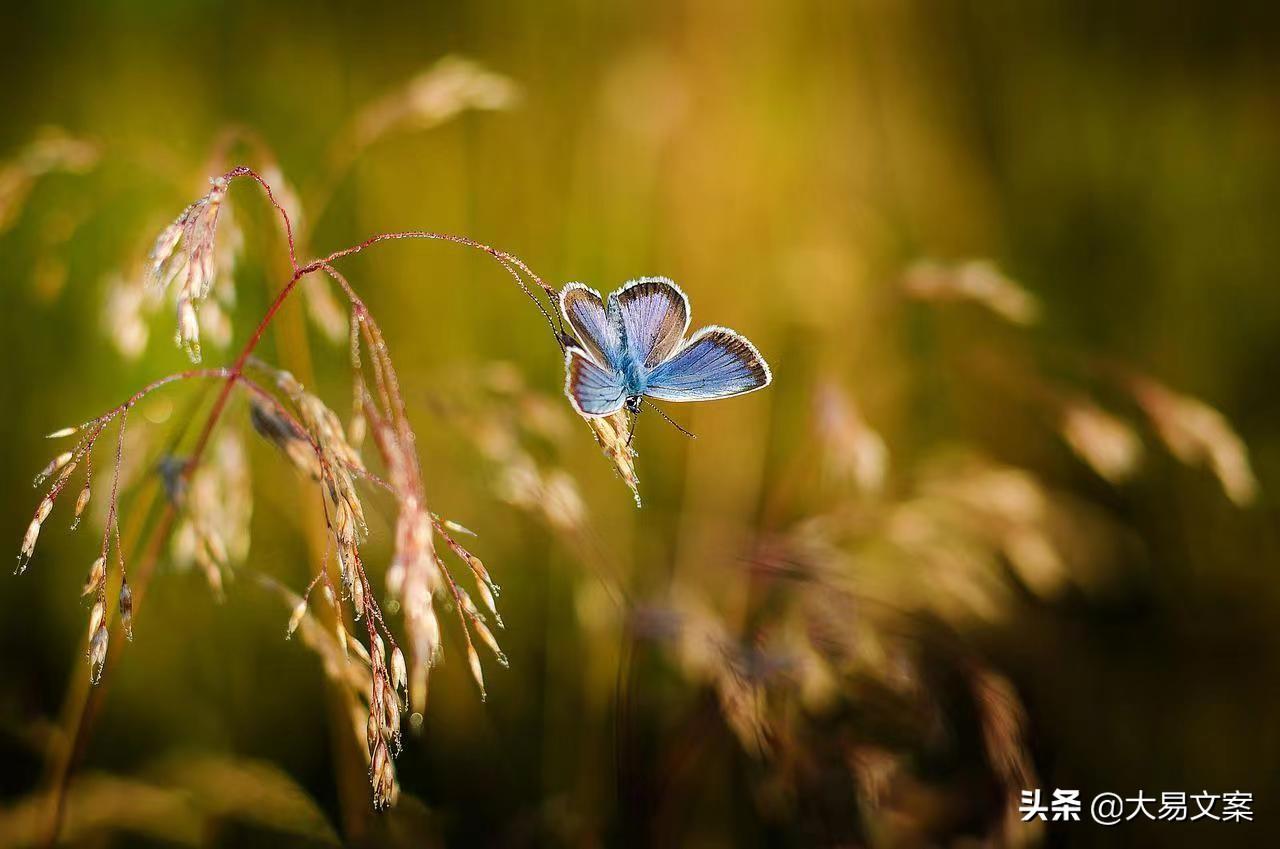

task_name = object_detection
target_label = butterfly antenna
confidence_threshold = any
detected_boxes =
[642,400,697,439]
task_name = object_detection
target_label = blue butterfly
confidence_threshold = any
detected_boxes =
[560,277,772,419]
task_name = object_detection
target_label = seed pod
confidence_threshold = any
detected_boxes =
[443,519,476,537]
[382,678,400,724]
[73,482,91,526]
[472,618,506,667]
[46,426,80,439]
[88,624,109,684]
[88,599,106,638]
[476,581,500,624]
[332,498,355,545]
[20,519,42,568]
[391,647,407,698]
[35,453,73,486]
[119,581,134,641]
[286,598,307,639]
[82,556,106,596]
[19,496,57,568]
[351,574,366,619]
[466,553,492,587]
[54,459,78,486]
[372,754,396,809]
[467,643,486,701]
[380,695,401,753]
[385,769,400,807]
[344,490,367,537]
[176,298,201,361]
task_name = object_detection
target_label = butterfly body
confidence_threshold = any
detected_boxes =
[616,354,650,404]
[560,277,771,418]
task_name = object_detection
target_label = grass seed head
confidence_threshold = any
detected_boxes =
[584,410,641,506]
[148,178,229,363]
[1133,377,1258,506]
[286,598,307,639]
[175,299,201,363]
[82,556,106,596]
[391,646,407,698]
[1059,402,1142,484]
[36,451,74,486]
[73,481,91,527]
[88,599,105,637]
[88,622,109,684]
[18,496,55,571]
[119,580,134,641]
[467,643,486,701]
[903,259,1040,325]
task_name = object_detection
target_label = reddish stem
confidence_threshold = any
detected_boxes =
[45,164,554,842]
[183,167,564,484]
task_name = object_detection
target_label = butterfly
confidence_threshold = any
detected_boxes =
[559,277,772,420]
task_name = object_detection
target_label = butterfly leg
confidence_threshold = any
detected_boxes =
[626,405,640,447]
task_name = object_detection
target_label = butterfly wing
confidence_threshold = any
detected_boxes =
[564,347,627,417]
[560,283,623,367]
[608,278,690,369]
[643,326,772,402]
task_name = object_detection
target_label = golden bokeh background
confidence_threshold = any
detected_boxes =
[1,2,1277,847]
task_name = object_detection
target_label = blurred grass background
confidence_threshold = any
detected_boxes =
[1,1,1278,847]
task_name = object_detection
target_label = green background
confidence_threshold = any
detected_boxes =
[1,2,1277,846]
